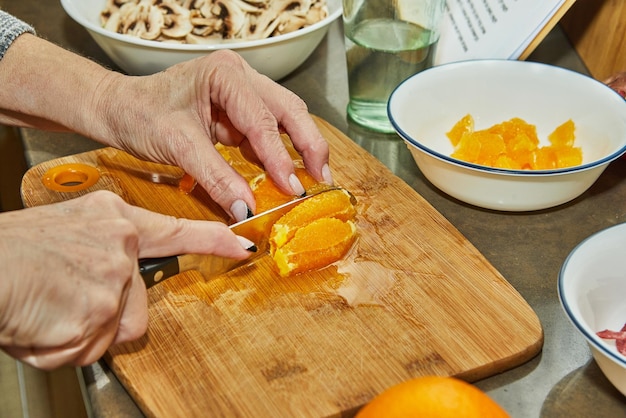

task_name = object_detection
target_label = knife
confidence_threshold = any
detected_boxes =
[139,188,337,288]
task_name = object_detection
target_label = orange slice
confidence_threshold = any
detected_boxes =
[554,145,583,168]
[270,188,356,251]
[268,188,358,277]
[487,117,538,146]
[446,114,474,147]
[250,166,320,213]
[272,218,357,277]
[250,165,358,277]
[548,119,576,147]
[448,115,582,170]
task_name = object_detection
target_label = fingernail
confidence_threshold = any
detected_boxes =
[289,173,306,197]
[231,199,253,222]
[321,163,334,185]
[236,235,257,252]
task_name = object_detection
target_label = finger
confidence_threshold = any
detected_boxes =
[252,76,333,185]
[114,264,148,344]
[211,108,247,148]
[209,53,301,197]
[117,203,254,259]
[211,111,263,167]
[238,138,263,168]
[176,138,258,218]
[2,345,83,370]
[2,338,109,370]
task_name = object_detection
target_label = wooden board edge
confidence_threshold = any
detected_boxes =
[458,328,544,383]
[518,0,578,61]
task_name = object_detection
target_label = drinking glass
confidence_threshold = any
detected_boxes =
[343,0,445,133]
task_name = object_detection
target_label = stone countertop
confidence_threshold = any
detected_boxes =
[3,0,626,416]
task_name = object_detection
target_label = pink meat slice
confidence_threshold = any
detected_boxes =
[596,322,626,355]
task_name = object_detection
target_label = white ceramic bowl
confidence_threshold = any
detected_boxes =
[558,223,626,396]
[60,0,341,80]
[388,60,626,211]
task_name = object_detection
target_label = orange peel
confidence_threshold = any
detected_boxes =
[357,375,509,418]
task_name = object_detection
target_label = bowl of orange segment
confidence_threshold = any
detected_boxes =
[387,60,626,211]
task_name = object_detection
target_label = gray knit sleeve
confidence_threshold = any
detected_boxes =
[0,10,36,60]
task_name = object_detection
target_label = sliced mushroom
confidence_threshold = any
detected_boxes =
[217,0,248,38]
[228,0,265,14]
[274,14,307,35]
[185,32,225,43]
[119,2,142,33]
[179,0,193,9]
[100,0,329,43]
[102,11,122,32]
[190,9,223,36]
[142,3,165,40]
[160,0,193,38]
[306,1,328,25]
[250,0,299,39]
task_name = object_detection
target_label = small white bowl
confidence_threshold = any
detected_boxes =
[60,0,341,80]
[388,60,626,211]
[558,223,626,396]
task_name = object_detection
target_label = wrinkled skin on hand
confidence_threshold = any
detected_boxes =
[605,71,626,99]
[95,50,332,218]
[0,191,251,370]
[0,35,332,221]
[0,32,330,370]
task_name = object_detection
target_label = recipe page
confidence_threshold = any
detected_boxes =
[434,0,570,65]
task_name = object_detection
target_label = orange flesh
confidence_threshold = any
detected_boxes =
[447,115,582,170]
[270,189,356,251]
[250,167,320,213]
[178,173,197,194]
[250,171,358,277]
[180,153,359,277]
[272,218,357,277]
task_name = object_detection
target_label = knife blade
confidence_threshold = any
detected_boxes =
[139,187,339,288]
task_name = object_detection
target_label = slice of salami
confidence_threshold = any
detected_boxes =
[597,322,626,356]
[596,330,626,340]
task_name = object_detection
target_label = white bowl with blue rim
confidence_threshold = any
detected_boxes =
[559,223,626,396]
[388,60,626,211]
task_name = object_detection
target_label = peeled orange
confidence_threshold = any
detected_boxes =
[356,376,509,418]
[269,189,357,276]
[448,114,582,170]
[272,217,356,276]
[270,188,356,250]
[250,166,320,213]
[446,114,474,147]
[249,169,358,277]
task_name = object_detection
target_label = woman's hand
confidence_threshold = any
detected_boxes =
[0,35,332,222]
[0,191,253,370]
[96,50,333,220]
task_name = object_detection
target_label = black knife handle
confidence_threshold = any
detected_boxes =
[139,256,180,289]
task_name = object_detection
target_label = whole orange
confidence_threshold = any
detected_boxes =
[356,376,510,418]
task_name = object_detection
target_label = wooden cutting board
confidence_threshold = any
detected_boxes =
[21,115,543,417]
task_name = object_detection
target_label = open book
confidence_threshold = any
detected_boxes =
[434,0,577,65]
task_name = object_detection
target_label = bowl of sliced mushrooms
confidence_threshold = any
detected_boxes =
[61,0,341,80]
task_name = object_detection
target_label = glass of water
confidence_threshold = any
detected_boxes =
[343,0,445,133]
